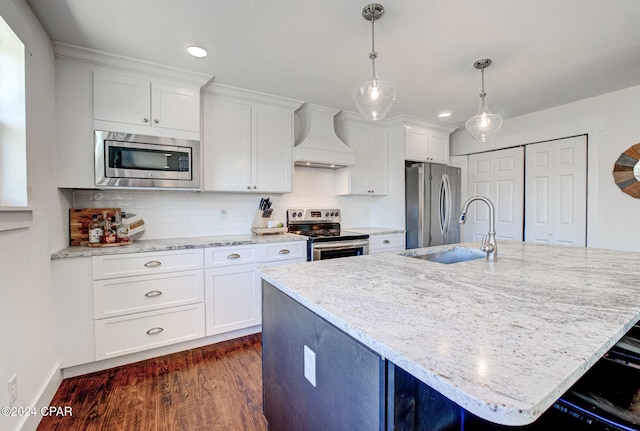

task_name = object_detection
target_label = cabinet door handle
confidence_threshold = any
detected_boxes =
[247,186,251,189]
[144,290,163,298]
[144,260,162,268]
[143,118,149,123]
[227,253,241,260]
[153,119,159,124]
[253,186,257,189]
[278,249,290,254]
[146,327,164,335]
[383,240,390,244]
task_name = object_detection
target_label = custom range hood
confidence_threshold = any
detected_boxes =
[293,104,356,169]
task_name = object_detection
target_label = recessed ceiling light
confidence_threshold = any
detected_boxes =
[187,46,208,58]
[438,112,452,118]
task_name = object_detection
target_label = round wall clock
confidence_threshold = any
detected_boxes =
[613,143,640,198]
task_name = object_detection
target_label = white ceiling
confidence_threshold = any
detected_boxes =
[25,0,640,128]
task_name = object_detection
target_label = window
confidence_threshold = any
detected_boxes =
[0,15,30,231]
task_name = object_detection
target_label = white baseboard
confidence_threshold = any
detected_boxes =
[62,326,261,378]
[19,364,62,431]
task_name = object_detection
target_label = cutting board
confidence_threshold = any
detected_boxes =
[69,208,120,246]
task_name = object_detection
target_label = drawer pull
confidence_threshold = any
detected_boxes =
[146,327,164,335]
[278,249,290,254]
[227,253,241,260]
[144,290,163,298]
[383,240,390,244]
[144,260,162,268]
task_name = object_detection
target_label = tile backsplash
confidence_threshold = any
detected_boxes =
[72,167,375,239]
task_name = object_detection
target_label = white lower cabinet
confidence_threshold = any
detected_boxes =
[92,249,205,361]
[204,244,261,336]
[260,241,306,264]
[95,304,205,360]
[93,270,204,319]
[53,256,95,368]
[205,263,261,335]
[54,240,307,369]
[368,233,406,254]
[204,241,306,336]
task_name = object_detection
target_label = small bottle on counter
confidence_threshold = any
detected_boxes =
[100,211,108,232]
[116,212,129,243]
[101,216,117,244]
[88,214,102,244]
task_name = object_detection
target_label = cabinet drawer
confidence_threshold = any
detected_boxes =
[93,270,204,319]
[205,244,260,268]
[260,241,306,263]
[94,303,205,360]
[92,249,203,280]
[369,234,405,253]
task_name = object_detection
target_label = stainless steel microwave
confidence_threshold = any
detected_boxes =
[95,130,200,189]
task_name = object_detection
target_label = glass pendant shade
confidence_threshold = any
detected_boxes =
[465,96,503,142]
[353,78,396,121]
[465,58,503,142]
[353,3,395,121]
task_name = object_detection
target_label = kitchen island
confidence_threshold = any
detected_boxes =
[257,241,640,428]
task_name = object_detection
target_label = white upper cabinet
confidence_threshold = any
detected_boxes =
[404,124,449,164]
[53,43,210,189]
[204,98,253,191]
[202,84,303,193]
[335,112,389,196]
[93,70,200,134]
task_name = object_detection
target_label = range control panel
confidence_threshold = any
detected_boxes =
[287,209,341,223]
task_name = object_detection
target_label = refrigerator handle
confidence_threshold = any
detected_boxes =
[440,173,452,237]
[418,166,425,248]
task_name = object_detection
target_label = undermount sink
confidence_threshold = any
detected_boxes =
[407,247,486,264]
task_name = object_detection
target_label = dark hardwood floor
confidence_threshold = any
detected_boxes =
[37,334,268,431]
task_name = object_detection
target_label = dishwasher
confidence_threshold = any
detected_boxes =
[550,325,640,430]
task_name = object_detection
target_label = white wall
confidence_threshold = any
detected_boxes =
[72,166,382,239]
[451,85,640,252]
[0,1,66,431]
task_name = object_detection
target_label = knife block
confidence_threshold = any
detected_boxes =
[251,209,273,228]
[251,209,286,235]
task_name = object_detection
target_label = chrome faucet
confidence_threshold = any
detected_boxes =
[458,196,497,261]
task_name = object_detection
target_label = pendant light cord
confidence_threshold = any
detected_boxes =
[369,3,378,81]
[480,63,486,99]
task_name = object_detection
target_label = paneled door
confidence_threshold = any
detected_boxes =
[466,147,525,242]
[524,136,587,246]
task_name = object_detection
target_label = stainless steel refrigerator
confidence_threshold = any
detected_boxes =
[405,162,461,249]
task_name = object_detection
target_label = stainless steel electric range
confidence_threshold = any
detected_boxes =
[287,209,369,261]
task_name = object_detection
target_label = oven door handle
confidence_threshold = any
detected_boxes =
[312,240,369,250]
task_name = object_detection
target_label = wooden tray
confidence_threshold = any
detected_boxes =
[251,227,288,236]
[87,241,133,248]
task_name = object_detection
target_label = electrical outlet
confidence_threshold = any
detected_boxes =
[216,209,227,221]
[8,374,17,407]
[303,345,316,387]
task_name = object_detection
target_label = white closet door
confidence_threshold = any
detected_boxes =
[525,136,587,246]
[466,147,524,242]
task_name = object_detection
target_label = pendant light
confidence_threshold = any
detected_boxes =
[465,59,503,142]
[352,3,396,121]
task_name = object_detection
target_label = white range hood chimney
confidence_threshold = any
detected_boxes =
[293,104,356,169]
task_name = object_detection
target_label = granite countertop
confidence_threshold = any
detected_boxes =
[257,240,640,426]
[344,227,405,235]
[51,233,307,259]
